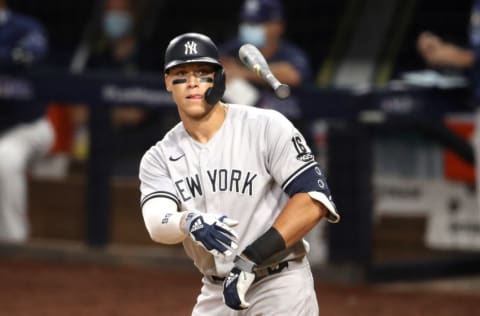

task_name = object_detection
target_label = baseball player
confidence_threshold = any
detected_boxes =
[0,0,52,242]
[139,32,340,315]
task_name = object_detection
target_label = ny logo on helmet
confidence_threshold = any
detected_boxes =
[184,41,198,55]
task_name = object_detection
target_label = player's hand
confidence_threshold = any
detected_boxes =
[223,255,256,310]
[183,211,239,256]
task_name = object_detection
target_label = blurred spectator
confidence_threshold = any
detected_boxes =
[0,0,51,242]
[219,0,311,121]
[416,0,479,208]
[85,0,154,72]
[70,0,175,175]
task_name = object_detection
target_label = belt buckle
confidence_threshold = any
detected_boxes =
[255,261,289,280]
[267,261,288,275]
[209,261,289,284]
[210,275,225,283]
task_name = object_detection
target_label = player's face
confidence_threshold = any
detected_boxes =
[165,63,216,119]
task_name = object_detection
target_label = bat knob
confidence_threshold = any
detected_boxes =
[275,84,290,99]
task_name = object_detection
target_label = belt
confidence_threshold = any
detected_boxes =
[208,260,290,284]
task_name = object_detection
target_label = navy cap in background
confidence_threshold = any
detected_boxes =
[240,0,285,23]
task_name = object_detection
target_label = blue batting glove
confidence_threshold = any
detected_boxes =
[183,211,239,256]
[223,255,256,310]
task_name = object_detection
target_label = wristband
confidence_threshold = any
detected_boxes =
[242,227,286,265]
[234,255,257,272]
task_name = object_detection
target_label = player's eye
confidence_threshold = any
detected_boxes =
[194,69,214,77]
[170,68,215,84]
[176,70,188,77]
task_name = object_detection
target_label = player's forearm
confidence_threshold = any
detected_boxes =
[269,62,302,86]
[142,197,187,244]
[240,193,326,265]
[273,192,327,248]
[224,60,301,86]
[425,43,475,68]
[447,46,475,68]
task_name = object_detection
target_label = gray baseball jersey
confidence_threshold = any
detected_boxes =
[139,104,332,277]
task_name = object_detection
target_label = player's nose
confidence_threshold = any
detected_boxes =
[186,72,200,87]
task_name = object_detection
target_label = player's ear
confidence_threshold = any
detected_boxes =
[165,74,172,92]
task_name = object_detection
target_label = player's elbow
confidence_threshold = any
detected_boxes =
[146,222,185,244]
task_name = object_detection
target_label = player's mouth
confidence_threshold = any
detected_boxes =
[186,94,204,100]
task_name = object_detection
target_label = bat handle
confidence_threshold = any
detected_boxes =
[265,72,291,99]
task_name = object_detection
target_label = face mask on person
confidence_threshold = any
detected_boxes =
[239,23,266,47]
[0,8,8,25]
[103,11,133,40]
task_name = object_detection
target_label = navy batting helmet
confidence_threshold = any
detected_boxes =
[164,32,222,73]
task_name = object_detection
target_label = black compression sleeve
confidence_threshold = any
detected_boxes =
[242,227,286,265]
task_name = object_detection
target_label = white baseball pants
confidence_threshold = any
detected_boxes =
[0,117,54,242]
[191,257,319,316]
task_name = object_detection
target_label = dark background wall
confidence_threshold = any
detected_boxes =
[4,0,350,74]
[6,0,474,81]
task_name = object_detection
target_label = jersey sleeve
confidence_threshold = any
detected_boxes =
[0,13,48,66]
[264,110,339,221]
[17,17,49,63]
[265,110,317,189]
[139,147,180,208]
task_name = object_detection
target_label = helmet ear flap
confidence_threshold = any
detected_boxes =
[205,68,226,105]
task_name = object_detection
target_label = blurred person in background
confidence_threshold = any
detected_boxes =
[0,0,51,242]
[69,0,175,175]
[417,0,480,211]
[85,0,155,73]
[219,0,311,124]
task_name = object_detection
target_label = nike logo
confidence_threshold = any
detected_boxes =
[169,154,185,161]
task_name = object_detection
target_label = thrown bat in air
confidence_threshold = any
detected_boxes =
[238,43,291,99]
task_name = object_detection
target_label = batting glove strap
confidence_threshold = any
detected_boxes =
[222,261,256,310]
[233,254,257,272]
[183,211,239,256]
